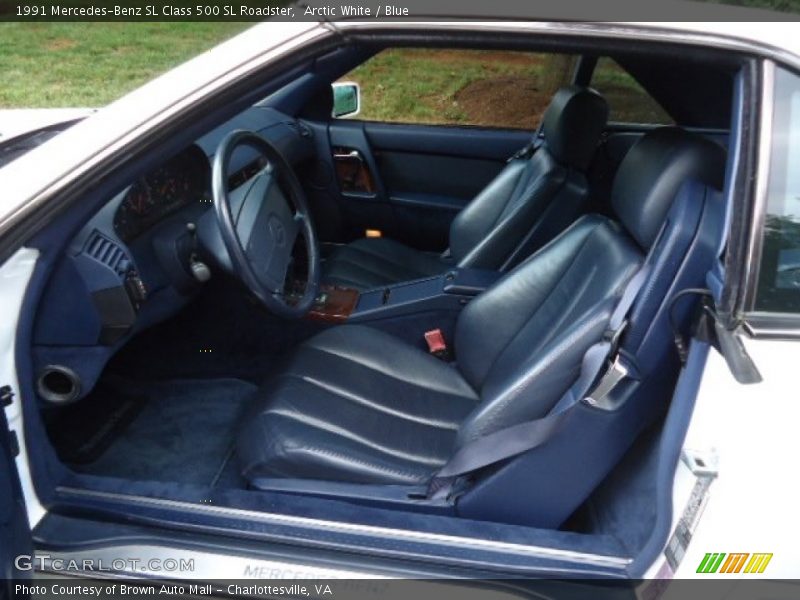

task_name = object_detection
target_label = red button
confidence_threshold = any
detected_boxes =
[425,329,447,354]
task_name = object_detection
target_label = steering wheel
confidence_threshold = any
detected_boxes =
[212,130,320,319]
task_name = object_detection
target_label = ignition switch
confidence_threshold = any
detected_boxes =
[186,222,211,283]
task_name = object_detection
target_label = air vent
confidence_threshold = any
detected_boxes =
[84,231,131,278]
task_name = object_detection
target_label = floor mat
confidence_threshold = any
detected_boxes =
[45,381,147,465]
[73,378,257,487]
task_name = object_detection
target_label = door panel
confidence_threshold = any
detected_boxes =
[363,122,531,159]
[377,151,502,204]
[0,387,33,584]
[323,120,531,251]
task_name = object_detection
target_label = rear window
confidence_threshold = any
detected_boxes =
[590,58,673,125]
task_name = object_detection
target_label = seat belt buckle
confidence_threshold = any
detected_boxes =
[425,329,450,360]
[583,355,629,410]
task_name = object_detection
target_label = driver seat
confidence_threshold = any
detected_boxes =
[322,86,609,290]
[238,128,725,520]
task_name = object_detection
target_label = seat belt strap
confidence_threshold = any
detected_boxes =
[428,264,651,500]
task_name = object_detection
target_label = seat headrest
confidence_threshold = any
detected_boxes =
[542,85,609,171]
[612,127,727,250]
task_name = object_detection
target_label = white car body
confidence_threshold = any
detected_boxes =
[1,18,799,586]
[0,108,95,143]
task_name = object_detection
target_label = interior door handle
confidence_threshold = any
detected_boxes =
[331,147,375,194]
[333,150,363,162]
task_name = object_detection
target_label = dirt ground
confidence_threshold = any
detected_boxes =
[454,76,551,129]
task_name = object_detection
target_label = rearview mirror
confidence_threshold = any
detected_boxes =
[332,82,360,118]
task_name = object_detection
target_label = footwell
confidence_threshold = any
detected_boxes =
[50,378,257,487]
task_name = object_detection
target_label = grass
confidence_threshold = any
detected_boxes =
[346,49,672,128]
[0,23,250,107]
[0,24,670,127]
[344,49,546,125]
[591,58,673,125]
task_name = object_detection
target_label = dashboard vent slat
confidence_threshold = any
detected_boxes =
[84,231,130,278]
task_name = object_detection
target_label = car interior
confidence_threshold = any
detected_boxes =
[19,33,748,573]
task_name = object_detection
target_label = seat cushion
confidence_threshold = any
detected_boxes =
[237,325,478,485]
[322,238,449,291]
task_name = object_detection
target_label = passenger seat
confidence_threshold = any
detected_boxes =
[322,85,609,290]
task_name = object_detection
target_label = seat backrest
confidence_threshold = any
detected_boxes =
[610,127,726,364]
[610,127,726,251]
[448,86,609,270]
[453,127,726,447]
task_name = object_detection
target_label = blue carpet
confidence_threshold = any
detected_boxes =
[77,378,257,487]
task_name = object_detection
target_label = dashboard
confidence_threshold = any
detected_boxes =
[32,108,318,404]
[113,144,210,243]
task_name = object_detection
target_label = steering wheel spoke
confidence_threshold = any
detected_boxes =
[231,169,272,249]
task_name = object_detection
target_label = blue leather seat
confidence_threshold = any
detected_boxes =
[322,86,609,290]
[237,325,479,484]
[238,128,725,514]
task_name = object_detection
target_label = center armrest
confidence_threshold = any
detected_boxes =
[347,268,501,324]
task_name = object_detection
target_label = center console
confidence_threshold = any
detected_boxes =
[308,268,502,325]
[308,285,360,323]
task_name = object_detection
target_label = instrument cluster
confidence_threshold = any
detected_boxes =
[113,145,210,242]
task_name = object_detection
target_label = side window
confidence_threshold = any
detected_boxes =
[336,49,578,129]
[590,57,673,124]
[755,67,800,314]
